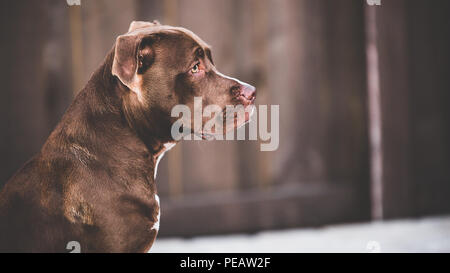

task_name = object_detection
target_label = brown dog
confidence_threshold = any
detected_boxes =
[0,21,256,253]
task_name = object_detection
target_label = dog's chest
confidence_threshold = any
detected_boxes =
[150,142,176,232]
[151,194,160,231]
[153,142,176,180]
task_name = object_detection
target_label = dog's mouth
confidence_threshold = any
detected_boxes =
[189,103,255,140]
[222,103,256,130]
[241,104,256,124]
[186,88,256,140]
[239,94,256,106]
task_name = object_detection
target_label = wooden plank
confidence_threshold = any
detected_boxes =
[163,0,184,197]
[80,0,138,84]
[365,3,383,220]
[234,0,272,189]
[158,183,367,237]
[269,0,370,192]
[369,0,450,218]
[69,5,84,95]
[375,0,413,219]
[406,0,450,216]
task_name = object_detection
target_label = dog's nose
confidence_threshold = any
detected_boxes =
[240,84,256,102]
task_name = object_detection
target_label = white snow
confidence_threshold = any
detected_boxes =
[152,216,450,253]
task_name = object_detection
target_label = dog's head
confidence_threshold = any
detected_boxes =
[112,21,256,140]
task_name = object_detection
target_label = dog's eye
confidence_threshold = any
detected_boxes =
[191,63,200,74]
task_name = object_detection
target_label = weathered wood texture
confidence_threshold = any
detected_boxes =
[370,0,450,219]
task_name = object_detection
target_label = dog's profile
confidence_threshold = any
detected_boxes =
[0,21,256,253]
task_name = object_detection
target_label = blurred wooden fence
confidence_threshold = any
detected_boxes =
[0,0,449,237]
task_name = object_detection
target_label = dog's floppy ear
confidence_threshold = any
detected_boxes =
[112,33,156,99]
[128,20,161,32]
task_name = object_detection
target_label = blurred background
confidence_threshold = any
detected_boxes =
[1,0,449,252]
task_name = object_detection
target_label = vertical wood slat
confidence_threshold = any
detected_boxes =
[80,0,138,83]
[69,5,84,96]
[365,5,383,220]
[270,0,369,192]
[234,0,272,190]
[407,0,450,216]
[163,0,184,197]
[252,0,272,189]
[163,0,177,25]
[372,0,450,218]
[373,0,413,219]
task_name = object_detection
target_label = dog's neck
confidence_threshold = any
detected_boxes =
[106,48,176,153]
[43,48,175,173]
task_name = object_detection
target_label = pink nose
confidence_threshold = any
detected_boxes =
[240,84,256,101]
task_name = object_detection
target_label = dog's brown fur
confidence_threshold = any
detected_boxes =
[0,21,255,253]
